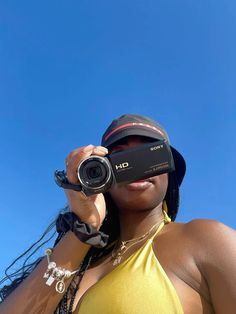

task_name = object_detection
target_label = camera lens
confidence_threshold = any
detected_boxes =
[77,156,112,191]
[86,166,102,179]
[86,165,103,179]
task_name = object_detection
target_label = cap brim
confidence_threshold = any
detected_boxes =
[102,128,186,187]
[102,128,165,147]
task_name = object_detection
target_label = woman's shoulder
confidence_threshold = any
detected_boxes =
[160,218,236,268]
[154,217,234,257]
[179,218,234,242]
[164,217,232,236]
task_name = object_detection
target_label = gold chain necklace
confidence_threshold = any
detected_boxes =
[111,219,164,266]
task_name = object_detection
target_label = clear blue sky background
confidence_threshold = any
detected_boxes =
[0,0,235,278]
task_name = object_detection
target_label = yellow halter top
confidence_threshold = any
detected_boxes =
[77,221,184,314]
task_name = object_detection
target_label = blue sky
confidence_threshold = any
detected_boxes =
[0,0,235,278]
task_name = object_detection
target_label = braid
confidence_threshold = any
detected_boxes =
[0,219,56,303]
[0,177,179,311]
[0,199,120,312]
[53,196,120,313]
[164,171,180,221]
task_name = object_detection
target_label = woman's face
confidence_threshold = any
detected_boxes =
[108,136,168,213]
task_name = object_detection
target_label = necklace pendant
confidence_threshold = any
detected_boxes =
[111,219,164,269]
[112,252,122,266]
[120,242,127,251]
[112,255,122,266]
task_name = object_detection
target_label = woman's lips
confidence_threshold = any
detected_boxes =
[125,178,153,191]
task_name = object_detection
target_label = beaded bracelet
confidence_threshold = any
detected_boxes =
[43,248,80,294]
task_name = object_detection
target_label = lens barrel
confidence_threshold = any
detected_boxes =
[77,156,112,194]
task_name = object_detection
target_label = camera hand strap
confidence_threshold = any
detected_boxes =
[54,170,83,192]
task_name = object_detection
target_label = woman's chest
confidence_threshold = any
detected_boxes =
[74,250,183,313]
[73,233,213,313]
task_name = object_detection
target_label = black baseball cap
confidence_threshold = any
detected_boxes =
[101,113,186,187]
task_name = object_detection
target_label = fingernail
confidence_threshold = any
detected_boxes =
[96,146,108,154]
[83,144,94,152]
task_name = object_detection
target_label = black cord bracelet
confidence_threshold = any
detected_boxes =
[56,212,109,248]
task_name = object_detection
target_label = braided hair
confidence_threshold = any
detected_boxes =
[0,173,180,313]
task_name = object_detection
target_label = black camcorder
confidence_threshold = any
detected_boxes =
[74,139,175,196]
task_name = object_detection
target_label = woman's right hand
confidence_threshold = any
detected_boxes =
[64,144,108,229]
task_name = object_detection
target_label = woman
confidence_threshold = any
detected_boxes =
[0,114,235,313]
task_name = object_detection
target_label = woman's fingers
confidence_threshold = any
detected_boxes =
[63,145,108,226]
[65,145,108,184]
[93,146,108,155]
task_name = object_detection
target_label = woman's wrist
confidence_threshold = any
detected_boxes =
[56,212,109,248]
[66,198,104,229]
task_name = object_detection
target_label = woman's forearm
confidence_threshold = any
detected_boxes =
[0,231,90,314]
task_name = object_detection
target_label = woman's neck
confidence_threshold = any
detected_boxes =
[118,202,164,241]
